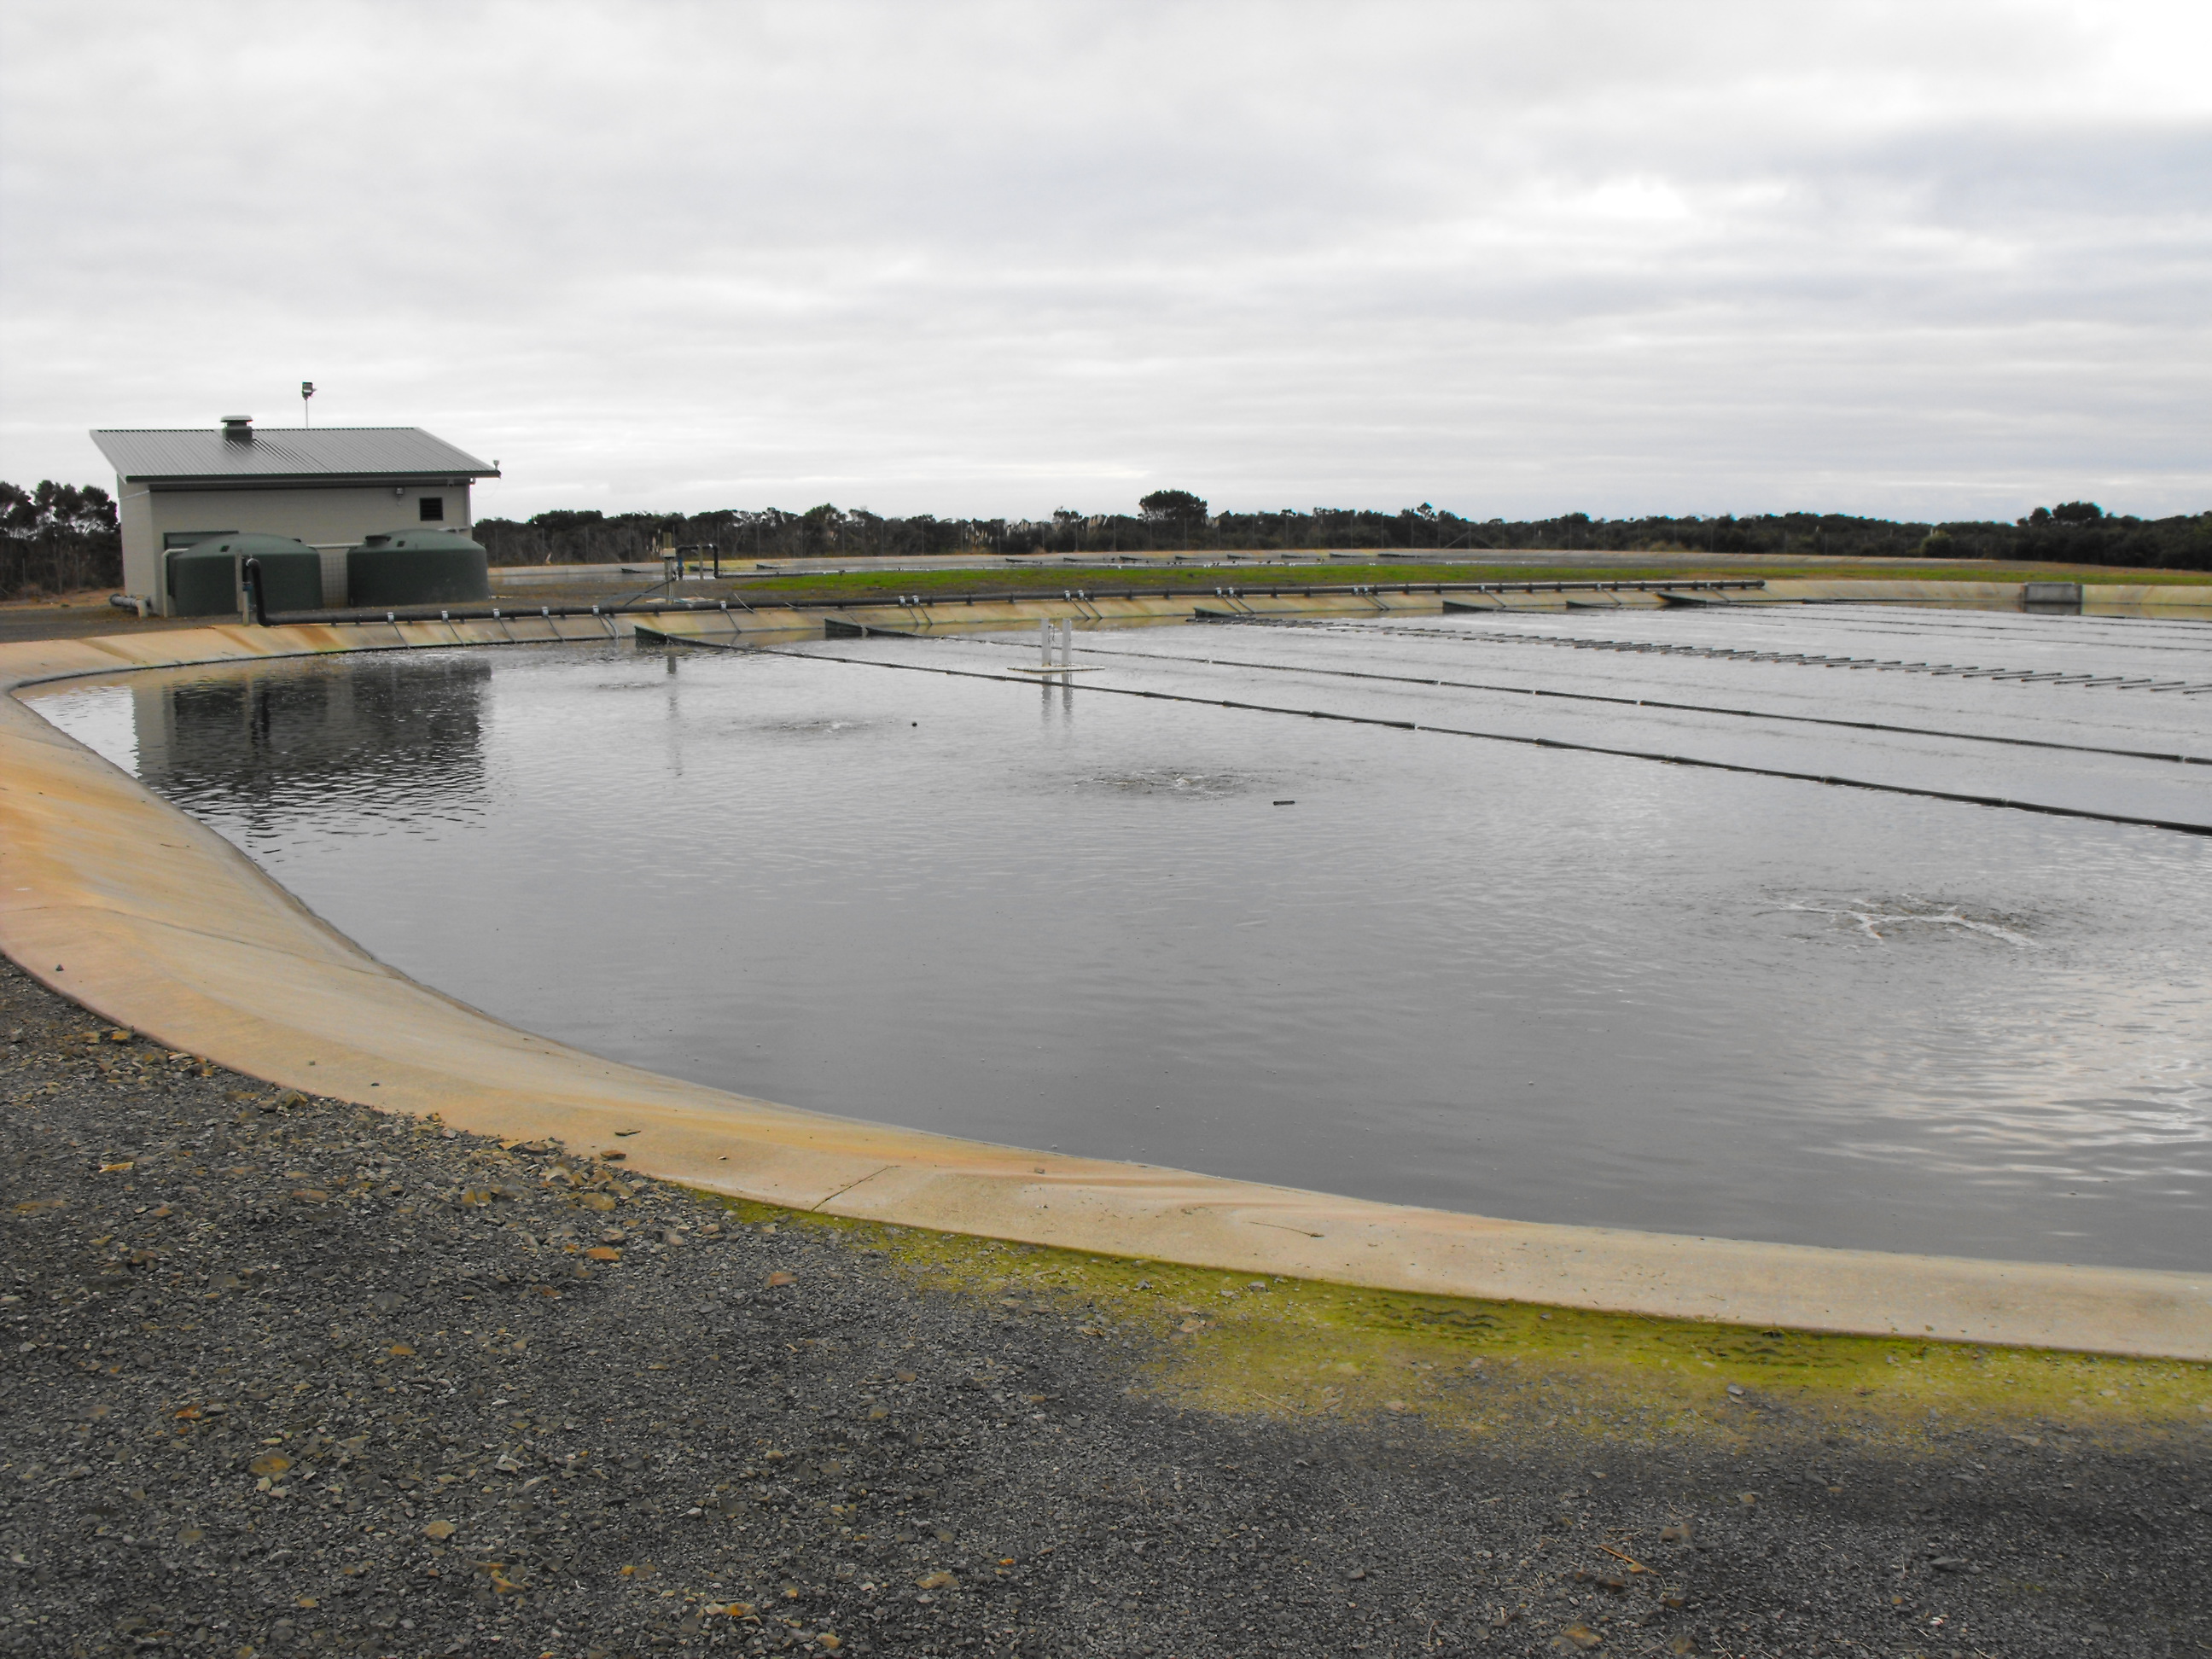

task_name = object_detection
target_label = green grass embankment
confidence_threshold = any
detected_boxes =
[722,559,2212,603]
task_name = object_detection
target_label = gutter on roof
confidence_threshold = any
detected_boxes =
[120,471,498,486]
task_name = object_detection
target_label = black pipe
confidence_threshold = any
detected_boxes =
[241,558,268,626]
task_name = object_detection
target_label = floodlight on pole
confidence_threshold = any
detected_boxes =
[300,381,316,427]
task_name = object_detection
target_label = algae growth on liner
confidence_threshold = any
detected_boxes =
[707,1196,2212,1453]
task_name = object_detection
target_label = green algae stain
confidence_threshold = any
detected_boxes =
[1152,1284,2212,1453]
[696,1196,2211,1450]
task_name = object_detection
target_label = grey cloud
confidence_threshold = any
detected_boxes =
[2,0,2205,520]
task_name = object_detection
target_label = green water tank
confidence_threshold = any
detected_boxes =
[165,533,324,619]
[345,531,490,608]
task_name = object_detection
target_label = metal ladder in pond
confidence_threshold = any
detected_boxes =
[1006,619,1098,678]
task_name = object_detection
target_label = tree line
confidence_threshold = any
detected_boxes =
[1,481,120,600]
[474,492,2212,571]
[7,479,2207,602]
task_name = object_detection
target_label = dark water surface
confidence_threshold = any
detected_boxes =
[32,606,2212,1269]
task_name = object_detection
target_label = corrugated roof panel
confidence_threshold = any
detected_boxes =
[90,426,498,481]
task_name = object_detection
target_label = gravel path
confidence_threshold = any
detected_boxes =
[3,957,2206,1659]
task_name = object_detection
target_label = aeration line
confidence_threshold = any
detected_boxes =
[1237,616,2212,690]
[650,631,2212,839]
[958,639,2209,766]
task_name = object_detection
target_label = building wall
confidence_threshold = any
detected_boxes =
[120,480,475,614]
[118,486,160,603]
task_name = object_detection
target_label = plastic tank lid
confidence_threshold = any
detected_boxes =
[351,531,486,552]
[174,533,316,556]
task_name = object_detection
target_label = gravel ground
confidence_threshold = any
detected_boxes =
[3,956,2207,1659]
[0,597,210,647]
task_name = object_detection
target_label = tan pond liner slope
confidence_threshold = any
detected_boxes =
[3,620,2207,1361]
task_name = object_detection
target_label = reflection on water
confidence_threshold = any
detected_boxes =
[30,607,2212,1271]
[124,655,492,842]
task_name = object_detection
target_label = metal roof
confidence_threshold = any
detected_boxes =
[90,426,498,484]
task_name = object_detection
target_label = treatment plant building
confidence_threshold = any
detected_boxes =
[92,417,500,615]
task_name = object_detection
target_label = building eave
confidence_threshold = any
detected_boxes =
[122,471,498,488]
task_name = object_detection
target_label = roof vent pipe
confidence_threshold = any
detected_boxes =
[220,416,253,440]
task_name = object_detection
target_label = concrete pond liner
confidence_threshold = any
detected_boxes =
[3,591,2209,1365]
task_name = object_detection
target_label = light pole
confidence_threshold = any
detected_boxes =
[300,381,316,427]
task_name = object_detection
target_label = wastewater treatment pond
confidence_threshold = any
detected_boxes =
[31,603,2212,1272]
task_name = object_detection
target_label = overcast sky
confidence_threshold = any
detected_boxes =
[3,1,2206,522]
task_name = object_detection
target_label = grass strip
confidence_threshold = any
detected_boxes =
[721,559,2212,601]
